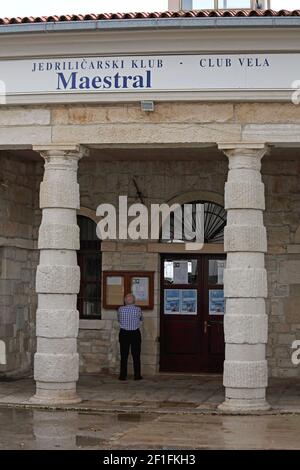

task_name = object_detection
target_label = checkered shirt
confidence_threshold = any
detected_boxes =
[118,304,143,331]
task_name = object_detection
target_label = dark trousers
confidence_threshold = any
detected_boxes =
[119,328,141,379]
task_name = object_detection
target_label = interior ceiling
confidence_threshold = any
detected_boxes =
[1,146,300,163]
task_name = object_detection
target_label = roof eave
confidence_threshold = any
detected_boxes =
[1,16,300,35]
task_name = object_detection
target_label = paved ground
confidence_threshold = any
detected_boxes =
[0,374,300,414]
[1,407,300,450]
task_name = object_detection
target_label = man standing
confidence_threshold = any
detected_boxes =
[118,293,143,381]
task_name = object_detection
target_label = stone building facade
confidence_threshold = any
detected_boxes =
[0,8,300,412]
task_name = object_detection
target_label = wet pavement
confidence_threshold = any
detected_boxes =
[0,374,300,414]
[1,407,300,449]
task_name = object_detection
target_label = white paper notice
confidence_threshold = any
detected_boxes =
[217,261,226,285]
[132,277,149,302]
[107,276,122,286]
[173,261,188,284]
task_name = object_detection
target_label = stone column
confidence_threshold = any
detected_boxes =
[218,143,270,412]
[31,144,87,405]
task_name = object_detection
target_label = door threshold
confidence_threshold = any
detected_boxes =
[158,372,223,377]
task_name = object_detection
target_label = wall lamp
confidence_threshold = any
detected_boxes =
[141,100,155,112]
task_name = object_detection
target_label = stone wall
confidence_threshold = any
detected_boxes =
[0,154,39,376]
[263,155,300,378]
[2,102,300,148]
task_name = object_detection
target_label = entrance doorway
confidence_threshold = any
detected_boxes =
[160,254,225,373]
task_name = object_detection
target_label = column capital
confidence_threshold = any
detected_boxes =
[33,144,89,161]
[218,142,268,157]
[218,143,268,170]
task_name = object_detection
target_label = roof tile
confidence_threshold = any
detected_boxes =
[1,9,300,27]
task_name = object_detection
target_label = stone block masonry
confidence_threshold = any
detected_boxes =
[0,155,39,377]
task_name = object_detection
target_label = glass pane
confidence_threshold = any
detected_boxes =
[193,0,215,7]
[160,201,226,244]
[219,0,251,7]
[193,0,251,7]
[83,255,101,281]
[84,283,100,298]
[82,300,100,317]
[164,259,197,285]
[208,259,226,285]
[272,1,298,10]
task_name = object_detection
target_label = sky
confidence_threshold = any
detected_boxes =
[0,1,298,18]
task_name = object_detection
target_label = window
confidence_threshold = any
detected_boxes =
[164,259,198,285]
[160,201,226,244]
[77,215,101,319]
[193,0,251,8]
[191,1,272,8]
[174,1,287,11]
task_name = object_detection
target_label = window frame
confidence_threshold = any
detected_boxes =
[77,216,102,320]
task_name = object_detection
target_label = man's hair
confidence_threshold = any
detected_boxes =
[124,293,135,305]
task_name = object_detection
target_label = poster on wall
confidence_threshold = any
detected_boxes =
[173,261,189,284]
[164,289,180,314]
[164,289,197,315]
[131,277,149,306]
[209,290,225,316]
[217,260,226,285]
[180,289,197,315]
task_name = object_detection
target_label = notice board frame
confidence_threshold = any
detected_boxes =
[103,271,154,310]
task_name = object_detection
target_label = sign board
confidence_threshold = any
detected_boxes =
[0,53,300,97]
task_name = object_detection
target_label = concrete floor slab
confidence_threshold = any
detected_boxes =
[0,374,299,415]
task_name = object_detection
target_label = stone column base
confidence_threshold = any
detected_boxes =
[30,386,82,405]
[218,398,271,414]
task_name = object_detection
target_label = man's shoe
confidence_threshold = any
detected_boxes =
[134,376,143,381]
[119,376,127,381]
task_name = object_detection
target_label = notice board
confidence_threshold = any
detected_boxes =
[103,271,154,310]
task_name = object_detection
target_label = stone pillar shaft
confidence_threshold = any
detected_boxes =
[31,145,86,405]
[219,144,270,412]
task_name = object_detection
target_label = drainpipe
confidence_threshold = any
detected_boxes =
[251,0,271,8]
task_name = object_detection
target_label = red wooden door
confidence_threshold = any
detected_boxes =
[160,254,225,373]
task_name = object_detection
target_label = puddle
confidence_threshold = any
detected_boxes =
[117,413,142,422]
[157,401,198,408]
[1,407,300,450]
[76,435,107,447]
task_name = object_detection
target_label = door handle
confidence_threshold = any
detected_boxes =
[204,320,211,334]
